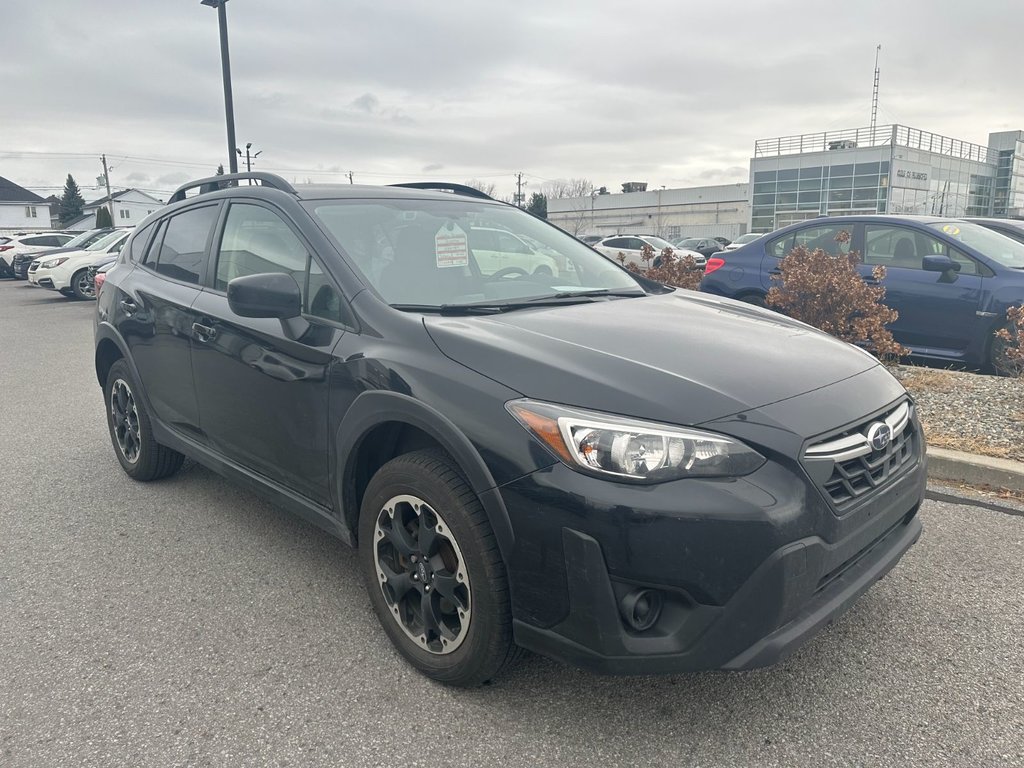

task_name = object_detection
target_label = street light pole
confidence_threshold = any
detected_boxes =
[202,0,238,174]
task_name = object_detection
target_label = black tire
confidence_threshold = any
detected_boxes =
[739,292,767,308]
[104,359,184,481]
[358,449,519,686]
[70,269,93,300]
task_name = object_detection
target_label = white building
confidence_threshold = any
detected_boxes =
[63,188,164,230]
[548,183,750,242]
[0,176,53,232]
[749,124,1024,232]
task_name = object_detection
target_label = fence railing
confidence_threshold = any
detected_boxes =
[754,125,992,164]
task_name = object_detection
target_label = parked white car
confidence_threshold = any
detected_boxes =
[593,235,706,270]
[467,226,559,276]
[723,233,762,251]
[29,229,130,298]
[0,231,75,276]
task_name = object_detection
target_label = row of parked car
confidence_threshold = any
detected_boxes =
[699,215,1024,373]
[0,227,130,299]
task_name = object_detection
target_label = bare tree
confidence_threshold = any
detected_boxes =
[464,178,497,197]
[542,177,594,200]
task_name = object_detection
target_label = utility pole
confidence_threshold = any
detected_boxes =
[514,172,525,207]
[236,142,262,179]
[100,154,114,223]
[347,171,354,184]
[201,0,238,173]
[870,44,881,142]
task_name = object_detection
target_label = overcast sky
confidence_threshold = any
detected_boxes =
[1,0,1021,202]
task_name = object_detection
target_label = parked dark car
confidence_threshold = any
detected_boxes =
[9,228,114,279]
[701,215,1024,372]
[967,217,1024,245]
[675,237,724,259]
[95,173,924,686]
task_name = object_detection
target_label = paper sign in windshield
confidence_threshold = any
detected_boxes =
[435,223,469,268]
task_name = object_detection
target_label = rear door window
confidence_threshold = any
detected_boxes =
[153,205,219,284]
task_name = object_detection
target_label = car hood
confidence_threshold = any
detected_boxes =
[18,246,75,259]
[424,291,881,425]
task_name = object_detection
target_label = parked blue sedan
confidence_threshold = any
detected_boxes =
[700,216,1024,371]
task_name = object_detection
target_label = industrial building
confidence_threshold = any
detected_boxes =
[548,124,1023,240]
[547,183,750,242]
[749,125,1024,232]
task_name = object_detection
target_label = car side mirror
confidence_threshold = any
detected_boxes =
[227,272,302,319]
[921,254,960,273]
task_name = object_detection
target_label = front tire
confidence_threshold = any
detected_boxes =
[104,359,184,480]
[70,269,94,300]
[358,449,518,686]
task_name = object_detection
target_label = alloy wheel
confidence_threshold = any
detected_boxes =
[76,271,95,298]
[110,379,141,464]
[373,494,471,654]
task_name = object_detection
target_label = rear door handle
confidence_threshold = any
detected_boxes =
[119,299,137,316]
[192,322,217,342]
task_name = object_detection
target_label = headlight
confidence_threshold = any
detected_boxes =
[507,399,765,482]
[41,257,69,269]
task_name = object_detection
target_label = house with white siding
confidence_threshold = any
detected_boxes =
[63,188,164,230]
[0,176,52,232]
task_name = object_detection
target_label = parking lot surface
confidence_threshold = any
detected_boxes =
[2,279,1023,768]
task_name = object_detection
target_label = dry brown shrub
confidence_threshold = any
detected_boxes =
[619,244,703,291]
[765,230,907,361]
[993,305,1024,376]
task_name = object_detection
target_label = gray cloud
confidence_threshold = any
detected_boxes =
[351,93,379,113]
[3,0,1021,200]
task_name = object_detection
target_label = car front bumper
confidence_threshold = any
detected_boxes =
[499,429,926,675]
[31,266,70,291]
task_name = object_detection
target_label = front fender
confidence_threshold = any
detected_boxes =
[335,390,516,558]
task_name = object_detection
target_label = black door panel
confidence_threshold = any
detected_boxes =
[114,267,203,437]
[190,290,341,505]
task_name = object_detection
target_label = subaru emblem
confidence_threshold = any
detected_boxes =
[866,422,892,452]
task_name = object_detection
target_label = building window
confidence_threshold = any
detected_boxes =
[119,209,131,219]
[25,206,37,218]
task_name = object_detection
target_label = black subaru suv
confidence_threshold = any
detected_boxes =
[95,173,924,686]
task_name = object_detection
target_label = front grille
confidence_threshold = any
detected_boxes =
[804,400,917,511]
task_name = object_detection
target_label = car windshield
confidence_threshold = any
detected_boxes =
[308,198,644,308]
[734,233,760,244]
[928,221,1024,268]
[644,237,677,250]
[86,230,126,251]
[678,238,701,247]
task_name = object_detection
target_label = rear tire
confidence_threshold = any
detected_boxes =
[104,359,184,480]
[358,449,519,686]
[739,292,767,308]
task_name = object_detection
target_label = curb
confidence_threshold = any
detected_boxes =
[927,447,1024,493]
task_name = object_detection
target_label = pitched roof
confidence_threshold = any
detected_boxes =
[0,176,46,204]
[86,188,163,207]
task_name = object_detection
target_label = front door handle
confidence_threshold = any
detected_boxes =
[119,299,138,316]
[192,322,218,343]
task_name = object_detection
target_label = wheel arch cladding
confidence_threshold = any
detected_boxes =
[336,391,515,557]
[95,337,124,388]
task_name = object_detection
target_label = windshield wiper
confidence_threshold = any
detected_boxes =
[535,289,647,300]
[390,294,622,315]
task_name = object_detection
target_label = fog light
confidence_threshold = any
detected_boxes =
[619,588,663,632]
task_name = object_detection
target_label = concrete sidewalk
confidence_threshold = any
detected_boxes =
[928,447,1024,493]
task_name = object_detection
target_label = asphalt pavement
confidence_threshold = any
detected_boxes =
[1,278,1023,767]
